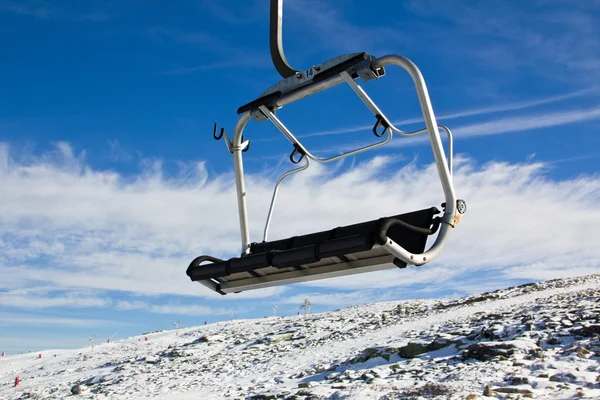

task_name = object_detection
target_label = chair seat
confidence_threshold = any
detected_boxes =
[186,207,440,294]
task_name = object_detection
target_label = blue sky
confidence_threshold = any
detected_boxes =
[1,0,599,353]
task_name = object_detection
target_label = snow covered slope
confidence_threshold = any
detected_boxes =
[1,274,599,399]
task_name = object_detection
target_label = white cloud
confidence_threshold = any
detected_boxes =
[0,290,111,309]
[0,312,125,328]
[404,0,600,82]
[504,260,600,283]
[149,304,234,316]
[300,87,598,138]
[454,106,600,138]
[285,0,407,55]
[0,142,599,305]
[115,300,148,311]
[333,105,600,154]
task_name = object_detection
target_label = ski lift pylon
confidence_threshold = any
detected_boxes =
[186,0,466,295]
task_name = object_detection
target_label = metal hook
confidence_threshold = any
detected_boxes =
[213,123,224,140]
[372,115,389,138]
[289,143,305,164]
[213,122,235,153]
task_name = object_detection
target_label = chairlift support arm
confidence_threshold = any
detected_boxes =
[270,0,297,79]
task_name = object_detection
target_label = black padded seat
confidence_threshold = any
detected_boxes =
[187,207,440,285]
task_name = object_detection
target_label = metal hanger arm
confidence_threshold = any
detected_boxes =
[270,0,298,78]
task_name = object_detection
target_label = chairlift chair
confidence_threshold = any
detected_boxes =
[186,0,467,295]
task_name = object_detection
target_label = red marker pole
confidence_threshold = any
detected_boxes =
[14,377,20,387]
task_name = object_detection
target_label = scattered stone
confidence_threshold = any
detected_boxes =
[574,346,591,358]
[71,385,87,395]
[248,394,277,400]
[546,337,561,345]
[396,338,461,359]
[572,325,600,337]
[7,274,600,400]
[509,376,530,385]
[494,387,534,395]
[549,372,577,383]
[483,384,494,396]
[465,340,538,361]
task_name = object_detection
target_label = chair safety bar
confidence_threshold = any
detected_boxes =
[224,53,462,267]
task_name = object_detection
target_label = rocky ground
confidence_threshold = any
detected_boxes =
[1,274,599,399]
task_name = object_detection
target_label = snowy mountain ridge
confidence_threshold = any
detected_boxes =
[1,274,599,400]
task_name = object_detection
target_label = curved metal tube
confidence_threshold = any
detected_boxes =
[259,105,393,164]
[263,157,310,242]
[270,0,297,79]
[391,124,453,176]
[373,54,457,265]
[231,54,459,265]
[232,112,253,254]
[340,69,453,175]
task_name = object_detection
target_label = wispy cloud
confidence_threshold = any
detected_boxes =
[162,57,268,76]
[0,0,112,22]
[140,25,270,75]
[149,304,234,316]
[331,104,600,154]
[404,0,600,83]
[0,312,126,328]
[299,87,598,138]
[142,26,222,47]
[0,0,55,18]
[196,0,264,25]
[454,106,600,138]
[0,289,111,309]
[107,140,133,162]
[1,143,599,306]
[284,0,409,57]
[115,300,147,311]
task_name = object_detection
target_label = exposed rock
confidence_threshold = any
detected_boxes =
[71,385,87,395]
[397,342,429,359]
[508,376,530,385]
[483,384,494,396]
[5,274,600,400]
[549,372,578,383]
[572,325,600,337]
[187,334,224,345]
[494,387,534,395]
[465,340,538,361]
[573,346,591,358]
